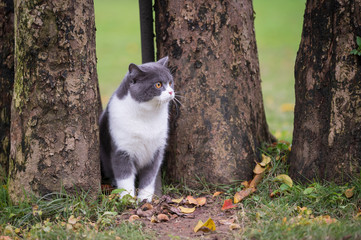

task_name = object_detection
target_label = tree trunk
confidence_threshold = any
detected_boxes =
[8,0,101,202]
[0,0,14,179]
[155,0,273,186]
[289,0,361,183]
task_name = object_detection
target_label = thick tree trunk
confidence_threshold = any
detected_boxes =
[155,0,272,186]
[8,0,101,202]
[289,0,361,183]
[0,0,14,179]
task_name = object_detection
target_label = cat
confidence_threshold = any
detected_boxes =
[99,56,174,202]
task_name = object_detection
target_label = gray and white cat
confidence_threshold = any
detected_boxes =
[99,56,174,202]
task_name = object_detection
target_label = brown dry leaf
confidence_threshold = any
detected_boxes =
[213,191,223,197]
[345,187,355,198]
[249,172,265,188]
[241,181,249,188]
[234,188,254,203]
[179,206,196,214]
[196,197,207,206]
[221,199,237,210]
[253,163,266,174]
[274,174,293,187]
[136,208,154,218]
[141,203,153,211]
[150,215,159,223]
[260,154,271,167]
[229,223,241,230]
[68,215,78,225]
[157,214,170,222]
[171,197,184,204]
[193,218,216,233]
[186,196,198,205]
[219,219,235,225]
[128,215,140,223]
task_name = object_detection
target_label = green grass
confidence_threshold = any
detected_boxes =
[2,142,360,239]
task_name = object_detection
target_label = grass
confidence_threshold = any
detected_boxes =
[3,1,359,239]
[1,142,360,239]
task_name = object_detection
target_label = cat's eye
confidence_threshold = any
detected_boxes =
[155,82,163,88]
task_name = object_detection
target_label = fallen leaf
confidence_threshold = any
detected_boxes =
[260,154,271,167]
[150,215,158,223]
[171,197,184,204]
[249,172,265,188]
[193,218,216,233]
[241,181,249,188]
[157,214,169,222]
[219,219,235,225]
[213,191,223,197]
[345,187,354,198]
[68,215,78,225]
[221,199,237,210]
[229,223,241,230]
[128,215,140,223]
[186,196,198,205]
[141,203,153,211]
[196,197,207,206]
[234,188,254,203]
[253,163,266,174]
[136,208,154,218]
[179,206,196,214]
[274,174,293,187]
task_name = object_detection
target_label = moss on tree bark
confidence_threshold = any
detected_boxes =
[8,0,101,202]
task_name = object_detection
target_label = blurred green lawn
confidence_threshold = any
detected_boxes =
[94,0,306,141]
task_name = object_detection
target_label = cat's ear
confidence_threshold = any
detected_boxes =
[157,56,169,66]
[129,63,144,80]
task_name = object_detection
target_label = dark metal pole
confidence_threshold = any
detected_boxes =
[139,0,155,63]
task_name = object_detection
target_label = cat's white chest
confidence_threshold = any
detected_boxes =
[108,94,169,168]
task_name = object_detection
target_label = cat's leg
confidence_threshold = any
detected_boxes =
[111,150,136,198]
[137,149,163,202]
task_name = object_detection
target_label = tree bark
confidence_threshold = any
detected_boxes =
[0,0,14,179]
[289,0,361,183]
[8,0,101,202]
[155,0,272,186]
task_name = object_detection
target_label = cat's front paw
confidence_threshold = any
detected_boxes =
[137,190,153,202]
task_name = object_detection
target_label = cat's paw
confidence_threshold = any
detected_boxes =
[137,190,153,202]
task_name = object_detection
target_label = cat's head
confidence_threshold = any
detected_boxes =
[126,56,174,105]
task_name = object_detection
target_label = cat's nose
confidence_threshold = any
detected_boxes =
[169,91,173,95]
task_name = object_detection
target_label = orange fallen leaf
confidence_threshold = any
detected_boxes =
[141,203,153,211]
[249,171,265,188]
[193,218,216,233]
[157,214,170,222]
[179,206,196,214]
[186,196,198,205]
[345,187,354,198]
[234,187,255,203]
[128,215,140,223]
[221,199,237,210]
[150,215,158,223]
[186,196,207,206]
[213,191,223,197]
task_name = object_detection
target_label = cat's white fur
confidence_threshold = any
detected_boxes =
[108,84,174,201]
